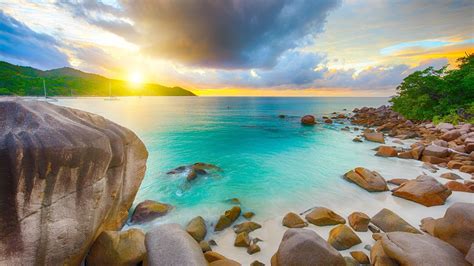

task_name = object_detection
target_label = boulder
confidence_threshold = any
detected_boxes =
[392,175,452,206]
[466,244,474,265]
[460,165,474,173]
[247,244,261,255]
[445,181,474,193]
[421,203,474,254]
[233,221,261,234]
[377,232,469,265]
[437,122,455,131]
[343,167,389,192]
[375,146,398,157]
[199,241,211,253]
[448,160,463,169]
[387,178,409,186]
[251,261,265,266]
[204,251,227,263]
[371,208,420,234]
[186,216,207,242]
[324,119,333,124]
[350,251,370,264]
[0,99,148,265]
[397,150,412,159]
[215,206,241,231]
[363,132,385,143]
[131,200,172,224]
[86,229,146,266]
[242,212,255,219]
[234,232,250,247]
[370,240,397,266]
[423,145,449,158]
[271,228,345,266]
[433,139,448,147]
[422,155,448,164]
[440,172,462,180]
[282,212,307,228]
[305,207,346,226]
[410,145,424,160]
[301,115,316,125]
[353,137,363,142]
[348,212,370,232]
[209,259,241,266]
[441,130,461,141]
[328,224,362,250]
[145,224,207,266]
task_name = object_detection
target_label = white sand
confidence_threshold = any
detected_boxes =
[211,143,474,265]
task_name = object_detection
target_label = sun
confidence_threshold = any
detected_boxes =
[129,71,144,85]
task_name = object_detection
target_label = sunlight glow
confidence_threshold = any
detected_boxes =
[129,71,144,85]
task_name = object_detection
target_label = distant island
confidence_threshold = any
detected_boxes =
[0,61,196,97]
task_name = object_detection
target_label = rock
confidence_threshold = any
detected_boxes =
[353,137,363,142]
[392,175,452,206]
[328,224,362,250]
[86,229,146,266]
[363,132,385,143]
[233,221,262,234]
[348,212,370,232]
[420,217,436,235]
[445,181,474,192]
[410,145,424,160]
[131,200,173,224]
[0,99,148,265]
[422,162,439,172]
[441,130,461,141]
[187,169,198,181]
[423,145,449,158]
[422,155,448,164]
[433,139,449,147]
[350,251,370,264]
[466,244,474,264]
[145,224,207,266]
[186,216,207,242]
[199,241,212,252]
[466,143,474,153]
[370,241,397,266]
[167,165,186,174]
[372,233,383,241]
[387,178,409,185]
[301,115,316,125]
[278,114,286,119]
[247,244,261,255]
[344,256,360,266]
[209,259,241,266]
[397,150,412,159]
[208,239,217,246]
[271,228,345,266]
[368,224,381,233]
[242,212,255,219]
[193,162,222,172]
[215,206,241,231]
[234,232,250,247]
[371,208,420,233]
[437,122,455,131]
[226,198,241,204]
[204,251,227,263]
[423,202,474,254]
[440,172,462,180]
[305,207,346,226]
[392,139,404,145]
[375,146,398,157]
[460,165,474,173]
[377,232,469,265]
[343,167,388,192]
[282,212,307,228]
[250,260,265,266]
[448,160,464,169]
[325,118,333,124]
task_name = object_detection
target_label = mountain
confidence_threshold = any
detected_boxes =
[0,61,196,96]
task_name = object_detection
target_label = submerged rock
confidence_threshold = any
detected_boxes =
[305,207,346,226]
[215,206,241,231]
[343,167,389,192]
[301,115,316,125]
[186,216,207,242]
[392,175,452,206]
[0,99,148,265]
[282,212,307,228]
[328,224,362,250]
[131,200,173,224]
[271,229,345,266]
[86,229,146,266]
[146,224,207,266]
[371,208,420,234]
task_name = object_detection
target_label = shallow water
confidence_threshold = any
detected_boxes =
[55,96,427,228]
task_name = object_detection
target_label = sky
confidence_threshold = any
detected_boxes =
[0,0,473,96]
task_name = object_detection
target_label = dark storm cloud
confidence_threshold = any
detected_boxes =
[57,0,340,69]
[0,11,69,69]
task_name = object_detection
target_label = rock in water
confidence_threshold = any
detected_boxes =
[0,99,148,265]
[343,167,388,192]
[301,115,316,125]
[392,175,452,206]
[271,228,345,266]
[215,206,241,231]
[86,229,146,266]
[371,208,420,234]
[130,200,172,224]
[186,216,207,242]
[145,224,207,266]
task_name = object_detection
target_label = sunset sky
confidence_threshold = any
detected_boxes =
[1,0,473,96]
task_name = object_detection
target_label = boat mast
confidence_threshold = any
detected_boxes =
[43,78,47,98]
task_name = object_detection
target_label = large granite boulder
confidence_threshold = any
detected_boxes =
[327,224,362,250]
[305,207,346,226]
[344,167,389,192]
[373,232,469,265]
[86,229,146,266]
[0,99,148,265]
[186,216,207,242]
[421,203,474,255]
[271,228,345,266]
[392,175,452,206]
[145,224,207,266]
[371,208,420,234]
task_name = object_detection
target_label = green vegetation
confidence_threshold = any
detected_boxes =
[0,61,195,96]
[390,54,474,124]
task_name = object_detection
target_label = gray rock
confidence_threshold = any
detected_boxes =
[145,224,207,266]
[0,99,148,265]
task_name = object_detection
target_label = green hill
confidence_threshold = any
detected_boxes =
[0,61,196,96]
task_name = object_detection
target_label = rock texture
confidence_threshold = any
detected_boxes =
[145,224,207,266]
[0,99,148,265]
[392,175,452,206]
[271,228,345,266]
[371,208,420,234]
[344,167,388,192]
[86,229,146,266]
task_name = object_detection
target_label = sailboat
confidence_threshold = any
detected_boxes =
[42,78,58,102]
[104,81,119,101]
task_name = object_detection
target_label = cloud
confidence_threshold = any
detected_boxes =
[0,10,69,69]
[57,0,340,69]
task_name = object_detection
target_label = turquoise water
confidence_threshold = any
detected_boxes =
[56,97,422,229]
